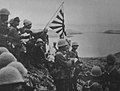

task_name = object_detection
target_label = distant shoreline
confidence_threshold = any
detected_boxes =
[104,30,120,34]
[79,51,120,68]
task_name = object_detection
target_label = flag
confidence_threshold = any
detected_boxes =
[49,5,67,39]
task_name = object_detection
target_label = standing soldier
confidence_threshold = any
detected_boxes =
[68,42,80,91]
[71,42,79,60]
[19,19,33,66]
[33,28,49,54]
[8,17,21,60]
[19,19,32,37]
[0,8,10,47]
[54,39,74,91]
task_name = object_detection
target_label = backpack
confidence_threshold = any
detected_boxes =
[90,82,103,91]
[82,79,103,91]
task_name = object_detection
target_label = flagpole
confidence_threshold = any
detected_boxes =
[43,2,64,30]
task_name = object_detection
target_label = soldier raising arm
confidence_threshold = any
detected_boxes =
[54,39,73,91]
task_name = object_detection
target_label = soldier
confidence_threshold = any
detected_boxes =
[7,61,28,79]
[89,66,104,91]
[39,28,49,55]
[40,28,49,45]
[102,54,120,91]
[71,42,79,60]
[0,47,9,55]
[90,82,103,91]
[0,66,34,91]
[54,39,74,91]
[8,17,20,44]
[0,66,25,91]
[19,19,33,39]
[31,38,46,67]
[0,52,17,69]
[7,61,35,91]
[66,42,80,91]
[8,17,22,60]
[0,8,10,47]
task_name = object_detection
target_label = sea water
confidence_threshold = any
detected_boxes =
[49,33,120,57]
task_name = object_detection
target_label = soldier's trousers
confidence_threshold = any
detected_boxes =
[72,77,78,91]
[54,78,73,91]
[108,84,120,91]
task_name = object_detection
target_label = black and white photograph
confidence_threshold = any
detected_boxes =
[0,0,119,91]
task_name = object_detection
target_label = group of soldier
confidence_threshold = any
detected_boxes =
[0,8,49,61]
[0,7,120,91]
[0,8,52,91]
[50,29,120,91]
[0,47,31,91]
[55,39,120,91]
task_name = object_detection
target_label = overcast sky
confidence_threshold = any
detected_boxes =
[0,0,120,29]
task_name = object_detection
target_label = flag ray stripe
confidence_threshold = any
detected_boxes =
[56,28,62,33]
[60,9,64,18]
[50,25,62,30]
[51,20,62,24]
[56,15,63,22]
[63,30,67,36]
[60,32,64,38]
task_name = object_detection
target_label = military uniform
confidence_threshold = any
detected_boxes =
[8,26,21,45]
[8,26,21,60]
[19,27,33,41]
[0,20,9,47]
[0,8,10,48]
[71,49,79,60]
[67,50,79,91]
[103,65,120,91]
[54,50,72,91]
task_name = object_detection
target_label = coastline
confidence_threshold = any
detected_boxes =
[79,51,120,69]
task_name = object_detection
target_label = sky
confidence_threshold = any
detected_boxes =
[0,0,120,31]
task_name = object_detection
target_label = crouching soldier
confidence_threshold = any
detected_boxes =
[89,66,104,91]
[82,66,103,91]
[103,54,120,91]
[7,61,35,91]
[0,66,25,91]
[54,39,74,91]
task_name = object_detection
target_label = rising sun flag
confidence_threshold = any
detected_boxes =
[45,2,67,39]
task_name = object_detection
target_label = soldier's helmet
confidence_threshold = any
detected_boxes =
[106,54,116,65]
[9,17,20,24]
[91,66,102,77]
[7,61,28,77]
[0,8,10,15]
[0,47,9,55]
[90,82,103,91]
[0,52,17,69]
[57,39,68,47]
[14,17,20,22]
[72,42,79,46]
[23,19,32,26]
[0,66,24,85]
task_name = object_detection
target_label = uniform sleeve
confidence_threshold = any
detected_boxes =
[55,53,67,68]
[8,28,14,36]
[19,28,25,34]
[8,28,20,40]
[76,52,79,59]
